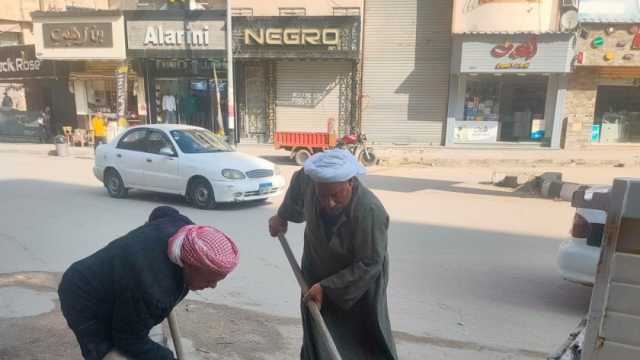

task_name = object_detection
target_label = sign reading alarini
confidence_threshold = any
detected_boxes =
[43,23,113,48]
[244,28,340,46]
[490,37,538,70]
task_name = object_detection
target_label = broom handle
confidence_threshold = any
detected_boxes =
[167,311,185,360]
[278,234,343,360]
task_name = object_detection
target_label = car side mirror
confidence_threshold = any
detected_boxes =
[159,147,175,157]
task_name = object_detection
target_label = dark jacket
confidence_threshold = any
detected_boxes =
[58,207,193,360]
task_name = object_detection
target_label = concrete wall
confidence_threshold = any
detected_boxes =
[576,24,640,67]
[563,68,598,149]
[231,0,362,16]
[452,0,559,33]
[2,0,111,21]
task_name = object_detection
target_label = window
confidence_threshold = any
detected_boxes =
[333,7,360,16]
[232,7,254,16]
[593,86,640,144]
[279,7,306,16]
[147,131,177,156]
[117,129,148,152]
[170,129,231,154]
[0,32,21,46]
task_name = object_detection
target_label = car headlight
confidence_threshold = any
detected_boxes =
[274,166,282,176]
[222,169,246,180]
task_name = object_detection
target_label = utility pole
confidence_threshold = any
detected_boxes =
[226,0,236,146]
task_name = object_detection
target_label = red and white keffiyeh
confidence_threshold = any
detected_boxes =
[168,225,239,275]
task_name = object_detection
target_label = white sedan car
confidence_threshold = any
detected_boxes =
[94,124,285,209]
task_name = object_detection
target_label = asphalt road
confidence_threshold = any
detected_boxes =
[0,145,610,359]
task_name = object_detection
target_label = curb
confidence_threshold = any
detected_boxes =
[537,172,591,202]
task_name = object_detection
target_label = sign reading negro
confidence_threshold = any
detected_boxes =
[0,45,53,78]
[43,23,113,48]
[244,28,340,46]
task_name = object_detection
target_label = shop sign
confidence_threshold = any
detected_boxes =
[491,37,538,70]
[455,121,499,143]
[0,45,53,79]
[233,16,360,59]
[143,26,210,47]
[150,59,225,77]
[243,28,340,46]
[115,65,128,119]
[127,20,225,52]
[43,23,113,48]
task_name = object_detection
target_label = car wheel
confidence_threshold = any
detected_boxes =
[190,178,216,209]
[104,169,128,199]
[294,149,312,166]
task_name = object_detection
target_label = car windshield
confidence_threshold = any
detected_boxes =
[170,129,232,154]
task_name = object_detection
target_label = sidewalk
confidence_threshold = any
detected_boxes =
[373,146,640,168]
[2,142,639,168]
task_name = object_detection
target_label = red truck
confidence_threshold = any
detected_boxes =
[274,131,377,167]
[274,132,337,165]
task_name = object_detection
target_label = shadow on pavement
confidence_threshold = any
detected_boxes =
[259,155,298,166]
[362,174,535,198]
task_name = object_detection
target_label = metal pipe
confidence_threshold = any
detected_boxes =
[277,234,343,360]
[167,310,186,360]
[225,0,236,145]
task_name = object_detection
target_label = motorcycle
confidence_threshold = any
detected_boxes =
[336,133,377,167]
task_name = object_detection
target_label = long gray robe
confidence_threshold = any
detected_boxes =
[278,170,398,360]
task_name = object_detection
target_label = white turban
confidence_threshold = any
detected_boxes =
[303,149,366,183]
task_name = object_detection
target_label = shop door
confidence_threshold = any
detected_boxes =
[244,63,267,141]
[186,79,212,130]
[275,61,351,132]
[498,77,547,142]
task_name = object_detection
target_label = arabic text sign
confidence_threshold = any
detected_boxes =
[457,33,573,73]
[116,65,128,118]
[43,23,113,48]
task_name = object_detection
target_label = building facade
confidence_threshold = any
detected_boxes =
[233,15,360,143]
[32,10,134,131]
[360,0,452,146]
[563,0,640,148]
[124,10,228,131]
[445,0,575,148]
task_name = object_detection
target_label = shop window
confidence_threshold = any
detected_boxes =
[232,7,254,16]
[593,86,640,144]
[87,80,117,114]
[462,75,548,143]
[279,7,306,16]
[333,7,360,16]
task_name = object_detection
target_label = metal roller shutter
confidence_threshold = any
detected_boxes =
[276,61,352,132]
[362,0,452,145]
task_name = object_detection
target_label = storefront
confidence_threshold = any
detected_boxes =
[232,16,360,143]
[565,19,640,148]
[32,10,133,130]
[0,44,73,140]
[124,10,227,131]
[446,33,574,147]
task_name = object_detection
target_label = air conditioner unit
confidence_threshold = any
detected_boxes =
[562,0,578,8]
